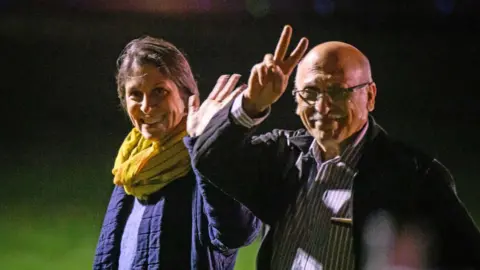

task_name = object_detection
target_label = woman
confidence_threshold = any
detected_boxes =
[93,36,260,270]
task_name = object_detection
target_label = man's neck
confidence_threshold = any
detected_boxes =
[316,122,369,161]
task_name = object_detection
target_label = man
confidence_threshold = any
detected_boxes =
[185,26,480,269]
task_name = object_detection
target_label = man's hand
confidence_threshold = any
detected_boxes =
[187,74,246,137]
[243,25,309,117]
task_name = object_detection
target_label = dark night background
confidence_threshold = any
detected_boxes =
[0,0,479,269]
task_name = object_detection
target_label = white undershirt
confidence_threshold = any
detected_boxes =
[118,198,147,270]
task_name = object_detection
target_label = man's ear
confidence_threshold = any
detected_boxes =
[367,82,377,112]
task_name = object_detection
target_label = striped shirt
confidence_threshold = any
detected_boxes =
[231,95,368,270]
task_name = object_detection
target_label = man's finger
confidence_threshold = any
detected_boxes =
[248,64,259,89]
[273,25,292,62]
[271,65,285,94]
[208,74,230,100]
[284,37,309,75]
[216,73,241,101]
[252,64,267,87]
[264,54,277,83]
[264,54,274,67]
[261,64,270,86]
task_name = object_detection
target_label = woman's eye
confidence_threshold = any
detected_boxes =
[129,90,143,101]
[153,88,168,96]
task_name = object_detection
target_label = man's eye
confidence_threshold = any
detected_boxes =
[302,90,318,100]
[327,87,348,99]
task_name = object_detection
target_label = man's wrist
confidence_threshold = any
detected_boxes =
[242,96,268,118]
[230,93,270,128]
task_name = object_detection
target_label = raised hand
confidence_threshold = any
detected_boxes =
[187,74,246,137]
[242,25,309,117]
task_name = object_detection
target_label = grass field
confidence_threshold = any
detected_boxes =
[1,138,260,270]
[0,204,260,270]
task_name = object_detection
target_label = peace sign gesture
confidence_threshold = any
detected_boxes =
[242,25,309,117]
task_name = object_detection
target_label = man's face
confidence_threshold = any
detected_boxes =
[295,57,376,146]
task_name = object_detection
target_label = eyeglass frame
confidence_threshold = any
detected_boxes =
[291,81,373,106]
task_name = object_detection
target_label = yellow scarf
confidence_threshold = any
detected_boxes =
[112,124,191,199]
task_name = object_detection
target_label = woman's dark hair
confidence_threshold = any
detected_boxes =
[116,36,198,109]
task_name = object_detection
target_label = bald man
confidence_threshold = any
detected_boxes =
[185,26,480,269]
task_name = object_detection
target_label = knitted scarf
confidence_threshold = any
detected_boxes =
[112,124,191,199]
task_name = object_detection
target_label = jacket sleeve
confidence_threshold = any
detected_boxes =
[185,102,300,225]
[421,159,480,269]
[194,164,262,250]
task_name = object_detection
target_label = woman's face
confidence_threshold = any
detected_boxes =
[124,63,186,141]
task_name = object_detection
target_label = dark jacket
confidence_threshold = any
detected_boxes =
[93,166,261,270]
[186,103,480,270]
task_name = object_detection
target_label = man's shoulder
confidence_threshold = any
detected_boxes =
[374,131,456,191]
[385,135,431,161]
[368,117,434,165]
[373,130,446,176]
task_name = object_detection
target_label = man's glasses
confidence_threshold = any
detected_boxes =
[292,82,372,106]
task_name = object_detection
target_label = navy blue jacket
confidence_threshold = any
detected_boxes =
[93,155,261,269]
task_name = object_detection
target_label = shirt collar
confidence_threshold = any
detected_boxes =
[309,121,369,164]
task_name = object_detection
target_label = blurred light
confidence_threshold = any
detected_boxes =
[434,0,455,15]
[362,211,395,270]
[314,0,335,15]
[246,0,270,18]
[362,211,430,270]
[63,0,215,14]
[198,0,212,11]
